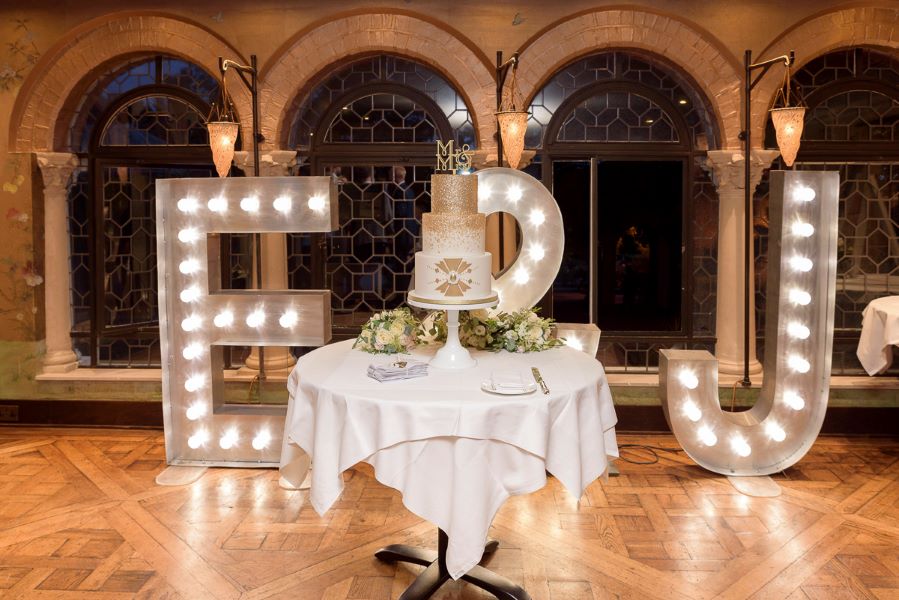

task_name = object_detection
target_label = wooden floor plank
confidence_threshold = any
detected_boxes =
[0,428,896,599]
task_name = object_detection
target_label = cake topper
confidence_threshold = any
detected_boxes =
[435,140,473,173]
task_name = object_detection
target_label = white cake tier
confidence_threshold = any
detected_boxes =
[422,213,486,254]
[412,251,495,304]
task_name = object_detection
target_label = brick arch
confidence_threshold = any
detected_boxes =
[752,5,899,144]
[260,11,495,151]
[9,11,250,152]
[515,7,742,149]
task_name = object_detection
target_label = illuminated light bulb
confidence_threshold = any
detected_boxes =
[213,310,233,328]
[184,375,205,392]
[240,196,260,212]
[182,343,203,360]
[246,310,265,328]
[790,255,813,273]
[565,337,584,351]
[730,435,752,457]
[187,430,208,449]
[794,186,816,202]
[178,228,200,244]
[506,186,523,203]
[219,429,238,450]
[179,259,200,274]
[207,196,228,212]
[789,288,812,306]
[787,354,811,374]
[682,399,702,422]
[698,426,717,447]
[180,286,201,303]
[478,184,492,202]
[273,195,292,213]
[279,310,298,329]
[181,315,201,332]
[177,197,198,213]
[784,391,806,411]
[528,243,545,262]
[765,421,786,442]
[307,194,326,212]
[252,430,272,451]
[787,321,811,340]
[513,267,530,285]
[791,221,815,238]
[186,403,207,421]
[678,369,699,390]
[529,209,546,226]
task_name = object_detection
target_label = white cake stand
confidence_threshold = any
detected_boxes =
[407,292,499,370]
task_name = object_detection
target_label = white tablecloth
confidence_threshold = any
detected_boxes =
[279,339,618,579]
[857,296,899,375]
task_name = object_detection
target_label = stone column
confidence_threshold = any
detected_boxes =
[235,150,298,372]
[36,152,80,373]
[703,149,780,377]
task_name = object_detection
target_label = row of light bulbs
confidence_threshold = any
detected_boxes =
[187,427,272,451]
[176,194,327,215]
[675,185,819,458]
[180,308,300,332]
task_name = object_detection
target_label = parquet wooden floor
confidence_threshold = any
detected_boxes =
[0,428,897,599]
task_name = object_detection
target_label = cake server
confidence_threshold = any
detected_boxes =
[531,367,550,394]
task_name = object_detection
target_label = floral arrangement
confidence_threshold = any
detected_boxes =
[354,307,421,354]
[431,308,565,353]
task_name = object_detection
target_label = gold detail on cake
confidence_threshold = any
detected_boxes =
[434,258,473,297]
[436,140,473,173]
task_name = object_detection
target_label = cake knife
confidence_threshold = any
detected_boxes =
[531,367,550,394]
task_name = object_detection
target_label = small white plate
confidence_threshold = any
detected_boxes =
[480,380,538,395]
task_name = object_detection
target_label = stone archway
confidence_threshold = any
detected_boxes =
[260,10,495,153]
[751,5,899,143]
[9,11,250,152]
[514,7,742,151]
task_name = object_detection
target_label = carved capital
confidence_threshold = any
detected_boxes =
[232,150,298,176]
[35,152,78,190]
[702,149,780,192]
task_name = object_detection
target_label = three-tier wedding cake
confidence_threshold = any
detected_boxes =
[409,173,497,305]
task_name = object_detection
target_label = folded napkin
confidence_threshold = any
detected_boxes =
[490,370,529,392]
[368,359,429,382]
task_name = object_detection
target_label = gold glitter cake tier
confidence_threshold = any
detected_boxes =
[421,213,485,254]
[430,174,478,214]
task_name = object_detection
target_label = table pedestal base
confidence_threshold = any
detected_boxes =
[376,529,531,600]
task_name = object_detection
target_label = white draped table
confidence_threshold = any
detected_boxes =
[279,339,618,594]
[857,295,899,375]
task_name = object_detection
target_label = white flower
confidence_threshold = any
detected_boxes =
[390,320,405,335]
[376,329,392,345]
[474,324,486,336]
[528,311,539,322]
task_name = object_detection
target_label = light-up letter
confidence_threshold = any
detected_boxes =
[660,171,838,476]
[475,169,565,312]
[157,176,338,467]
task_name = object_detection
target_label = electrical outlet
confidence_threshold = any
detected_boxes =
[0,405,19,422]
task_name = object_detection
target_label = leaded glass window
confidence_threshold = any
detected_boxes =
[527,51,718,151]
[65,55,248,367]
[324,93,438,143]
[100,96,209,147]
[532,51,719,372]
[757,48,899,375]
[556,90,680,143]
[286,54,474,149]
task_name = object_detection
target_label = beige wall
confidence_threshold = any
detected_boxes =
[0,1,897,397]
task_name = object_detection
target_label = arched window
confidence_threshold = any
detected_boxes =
[285,55,475,336]
[757,48,899,375]
[66,55,248,367]
[528,50,720,372]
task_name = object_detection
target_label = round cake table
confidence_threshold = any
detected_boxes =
[279,339,618,599]
[857,295,899,375]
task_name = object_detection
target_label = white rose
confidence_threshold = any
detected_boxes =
[376,329,392,345]
[390,320,405,335]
